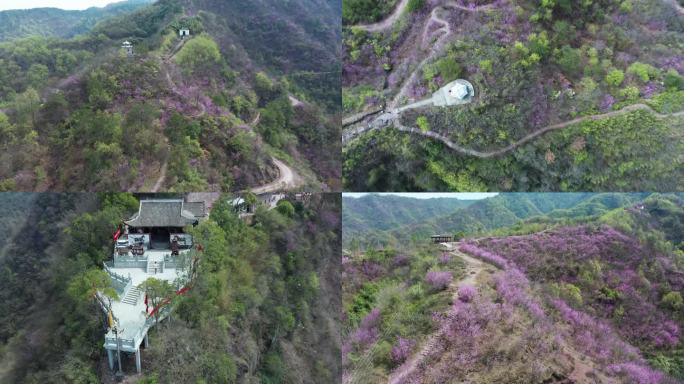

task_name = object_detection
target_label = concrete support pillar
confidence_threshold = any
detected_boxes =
[144,333,149,348]
[107,349,114,371]
[135,348,142,373]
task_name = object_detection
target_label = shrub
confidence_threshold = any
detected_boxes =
[276,200,295,217]
[425,271,452,290]
[606,69,625,87]
[627,62,659,83]
[200,353,237,384]
[438,252,450,264]
[457,285,476,303]
[416,116,430,132]
[556,45,581,77]
[619,86,640,101]
[664,69,684,90]
[479,59,492,73]
[606,363,663,384]
[406,0,425,12]
[391,337,415,364]
[175,34,221,74]
[662,291,683,311]
[370,340,393,368]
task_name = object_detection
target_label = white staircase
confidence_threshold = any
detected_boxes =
[122,286,142,305]
[146,254,164,274]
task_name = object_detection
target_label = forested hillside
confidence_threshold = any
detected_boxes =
[342,0,684,191]
[342,193,684,383]
[0,0,154,41]
[343,192,649,247]
[0,193,341,383]
[0,193,36,252]
[0,0,340,192]
[343,194,475,238]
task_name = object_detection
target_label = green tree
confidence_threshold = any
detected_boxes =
[200,353,237,384]
[87,69,118,110]
[627,62,659,83]
[619,85,640,101]
[662,291,683,311]
[139,277,175,325]
[664,69,684,90]
[255,72,274,100]
[416,116,430,132]
[605,69,625,87]
[27,63,49,89]
[67,268,118,302]
[407,0,425,12]
[14,87,40,128]
[276,200,295,217]
[244,191,258,207]
[175,34,221,74]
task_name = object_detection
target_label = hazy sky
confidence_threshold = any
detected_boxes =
[343,193,499,200]
[0,0,116,11]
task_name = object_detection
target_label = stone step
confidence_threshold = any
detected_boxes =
[146,261,163,274]
[122,286,141,305]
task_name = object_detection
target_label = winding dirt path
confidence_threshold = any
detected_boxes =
[151,158,168,192]
[288,94,304,107]
[250,158,300,194]
[352,0,411,32]
[387,244,493,384]
[392,103,684,158]
[664,0,684,14]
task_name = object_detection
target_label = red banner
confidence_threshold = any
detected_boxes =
[112,228,121,241]
[148,285,191,317]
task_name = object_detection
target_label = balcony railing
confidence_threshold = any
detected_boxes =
[103,305,172,351]
[103,262,132,295]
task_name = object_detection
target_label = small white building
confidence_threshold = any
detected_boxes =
[432,79,475,107]
[179,28,190,39]
[122,41,133,56]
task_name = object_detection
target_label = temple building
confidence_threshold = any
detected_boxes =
[122,41,133,57]
[431,234,453,243]
[100,199,204,374]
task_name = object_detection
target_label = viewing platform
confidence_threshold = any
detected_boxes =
[99,199,204,374]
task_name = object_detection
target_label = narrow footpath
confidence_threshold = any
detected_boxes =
[387,245,494,384]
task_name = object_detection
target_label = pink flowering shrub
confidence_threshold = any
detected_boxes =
[390,337,415,364]
[458,242,510,268]
[494,268,545,319]
[465,225,682,349]
[425,271,452,290]
[606,363,664,384]
[457,284,476,303]
[351,308,381,346]
[438,252,451,264]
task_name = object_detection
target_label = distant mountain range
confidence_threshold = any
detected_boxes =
[343,194,477,237]
[0,0,155,41]
[343,193,653,246]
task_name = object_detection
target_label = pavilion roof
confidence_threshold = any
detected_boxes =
[125,199,202,228]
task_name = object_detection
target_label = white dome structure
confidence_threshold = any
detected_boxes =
[448,82,469,100]
[433,79,474,106]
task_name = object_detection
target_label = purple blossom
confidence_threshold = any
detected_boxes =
[352,327,378,345]
[390,337,415,364]
[438,252,451,264]
[606,363,664,384]
[393,254,410,267]
[600,94,616,111]
[425,271,452,290]
[641,82,661,98]
[360,308,381,329]
[457,285,476,303]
